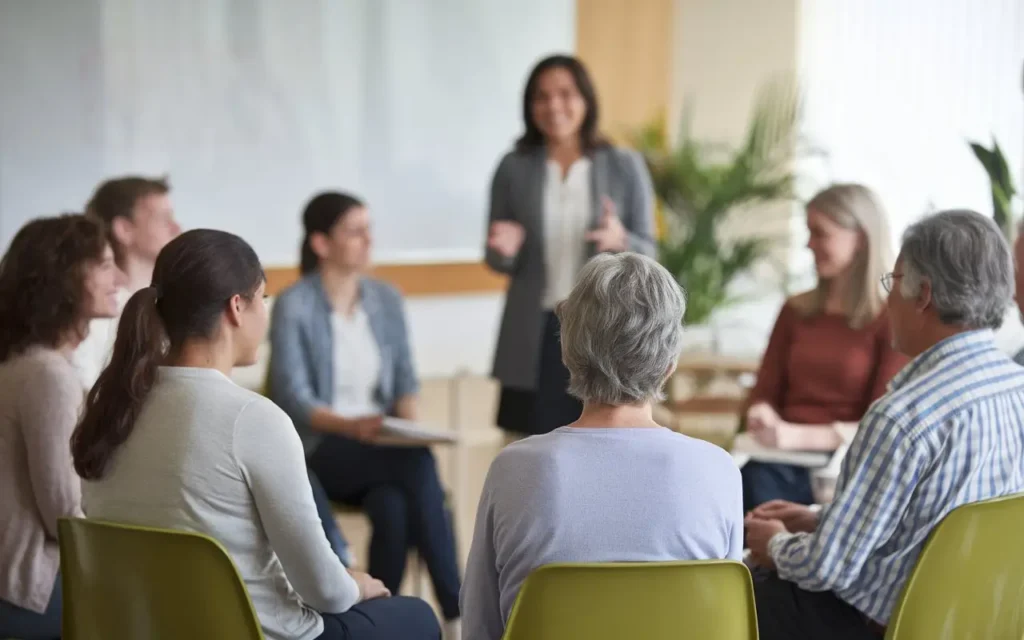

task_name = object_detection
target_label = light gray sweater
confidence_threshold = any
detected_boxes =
[461,426,744,640]
[83,367,359,640]
[0,347,83,613]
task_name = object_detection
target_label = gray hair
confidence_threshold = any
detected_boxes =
[899,209,1013,330]
[556,252,686,406]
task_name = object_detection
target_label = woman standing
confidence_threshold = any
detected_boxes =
[73,229,439,640]
[0,214,121,640]
[485,54,656,440]
[463,253,742,640]
[269,193,461,637]
[742,184,908,511]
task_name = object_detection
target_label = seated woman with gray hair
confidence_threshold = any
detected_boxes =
[460,252,743,640]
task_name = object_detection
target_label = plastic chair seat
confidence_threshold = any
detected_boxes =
[58,518,264,640]
[502,560,758,640]
[886,493,1024,639]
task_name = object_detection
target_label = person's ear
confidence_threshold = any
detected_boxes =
[309,231,331,261]
[225,294,245,328]
[915,279,933,313]
[111,216,134,249]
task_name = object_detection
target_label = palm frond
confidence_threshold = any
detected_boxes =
[637,81,807,324]
[969,137,1019,239]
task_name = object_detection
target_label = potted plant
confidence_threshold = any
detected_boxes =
[634,83,806,347]
[969,138,1019,241]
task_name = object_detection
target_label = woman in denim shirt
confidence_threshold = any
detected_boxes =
[269,192,461,634]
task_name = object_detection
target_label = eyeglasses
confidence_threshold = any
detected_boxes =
[880,272,903,293]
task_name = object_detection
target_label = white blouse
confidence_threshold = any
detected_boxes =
[72,288,132,390]
[330,305,382,417]
[541,158,592,309]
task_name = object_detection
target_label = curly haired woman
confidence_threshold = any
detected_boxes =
[0,214,120,640]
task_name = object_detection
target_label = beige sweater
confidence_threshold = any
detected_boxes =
[0,347,84,612]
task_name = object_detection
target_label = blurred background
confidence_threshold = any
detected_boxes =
[2,0,1023,606]
[1,0,1022,376]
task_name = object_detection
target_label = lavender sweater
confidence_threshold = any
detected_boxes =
[461,426,744,640]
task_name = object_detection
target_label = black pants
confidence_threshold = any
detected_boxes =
[497,311,583,436]
[309,434,461,620]
[0,574,61,640]
[316,596,440,639]
[752,569,883,640]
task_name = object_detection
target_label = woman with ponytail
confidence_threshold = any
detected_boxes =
[0,214,120,640]
[73,229,439,640]
[269,192,462,637]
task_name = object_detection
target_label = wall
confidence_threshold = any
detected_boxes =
[3,1,1022,376]
[797,0,1024,351]
[0,0,576,263]
[667,0,801,352]
[0,0,576,377]
[576,0,673,142]
[659,0,1024,355]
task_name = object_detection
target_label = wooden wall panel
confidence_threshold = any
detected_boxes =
[576,0,674,141]
[265,262,507,298]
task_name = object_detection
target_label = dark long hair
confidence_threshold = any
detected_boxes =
[72,229,265,480]
[299,191,364,275]
[515,54,608,153]
[0,214,107,361]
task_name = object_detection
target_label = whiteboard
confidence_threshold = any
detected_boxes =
[0,0,575,264]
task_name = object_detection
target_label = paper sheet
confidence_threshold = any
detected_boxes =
[731,432,831,469]
[381,417,458,444]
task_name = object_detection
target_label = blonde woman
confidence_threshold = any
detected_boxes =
[743,184,908,511]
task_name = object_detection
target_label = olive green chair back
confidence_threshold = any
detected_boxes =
[502,560,758,640]
[886,493,1024,639]
[58,518,264,640]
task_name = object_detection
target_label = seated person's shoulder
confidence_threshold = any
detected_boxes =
[17,349,80,391]
[487,431,583,480]
[234,390,296,431]
[273,276,315,310]
[363,277,403,307]
[857,384,917,436]
[782,290,816,316]
[660,430,740,473]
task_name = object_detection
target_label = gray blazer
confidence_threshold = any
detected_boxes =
[485,145,656,390]
[268,273,418,454]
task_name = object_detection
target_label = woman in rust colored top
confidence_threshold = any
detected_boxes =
[742,184,908,511]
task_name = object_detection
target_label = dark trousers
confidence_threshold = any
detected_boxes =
[316,595,440,639]
[497,311,583,436]
[309,435,461,620]
[742,461,815,512]
[0,575,61,640]
[309,467,352,566]
[753,569,882,640]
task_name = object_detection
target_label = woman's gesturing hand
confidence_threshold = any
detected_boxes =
[488,221,525,258]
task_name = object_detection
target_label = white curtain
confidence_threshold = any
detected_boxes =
[0,0,575,263]
[797,0,1024,349]
[798,0,1024,241]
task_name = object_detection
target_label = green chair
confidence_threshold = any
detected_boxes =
[502,560,758,640]
[58,518,264,640]
[886,492,1024,639]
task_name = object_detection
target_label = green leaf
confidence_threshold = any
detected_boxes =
[969,137,1020,239]
[638,80,805,323]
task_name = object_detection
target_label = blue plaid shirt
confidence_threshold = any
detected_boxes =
[769,330,1024,623]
